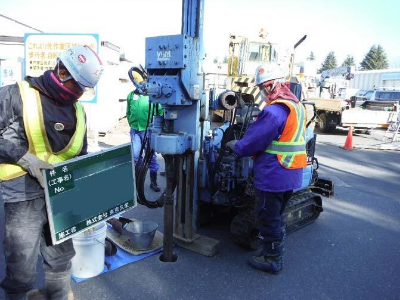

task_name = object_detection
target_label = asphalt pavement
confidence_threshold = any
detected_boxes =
[1,121,399,300]
[316,125,400,151]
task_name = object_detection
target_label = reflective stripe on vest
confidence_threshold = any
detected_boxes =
[265,99,307,169]
[0,81,86,181]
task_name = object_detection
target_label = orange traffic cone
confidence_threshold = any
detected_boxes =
[342,126,353,150]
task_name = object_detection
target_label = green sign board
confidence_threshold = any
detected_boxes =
[44,143,136,245]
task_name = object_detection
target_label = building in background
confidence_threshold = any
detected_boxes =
[349,69,400,91]
[0,14,35,86]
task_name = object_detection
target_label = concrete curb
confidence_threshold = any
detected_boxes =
[318,141,400,151]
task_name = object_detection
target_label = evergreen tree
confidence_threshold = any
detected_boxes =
[318,51,337,73]
[360,45,389,70]
[342,55,355,67]
[307,51,316,61]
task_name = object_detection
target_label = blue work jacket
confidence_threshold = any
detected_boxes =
[234,103,302,192]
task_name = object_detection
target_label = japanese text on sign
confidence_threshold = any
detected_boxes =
[26,42,96,72]
[56,201,133,241]
[48,165,74,196]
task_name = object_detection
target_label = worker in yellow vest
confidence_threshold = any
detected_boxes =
[0,45,103,299]
[226,63,306,273]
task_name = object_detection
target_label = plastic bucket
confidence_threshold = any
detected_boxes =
[71,222,106,278]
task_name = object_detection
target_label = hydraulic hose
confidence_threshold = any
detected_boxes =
[135,105,164,208]
[128,66,176,209]
[301,101,317,128]
[239,100,257,138]
[135,139,178,209]
[210,107,237,193]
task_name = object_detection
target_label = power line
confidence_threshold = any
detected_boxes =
[0,13,43,33]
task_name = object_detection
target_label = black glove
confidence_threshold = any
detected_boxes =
[17,152,53,188]
[226,140,238,151]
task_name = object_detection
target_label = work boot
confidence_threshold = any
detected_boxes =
[150,172,161,192]
[247,240,285,274]
[44,270,73,300]
[6,291,29,300]
[27,289,45,300]
[26,287,73,300]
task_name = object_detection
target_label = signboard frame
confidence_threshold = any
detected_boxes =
[44,143,136,245]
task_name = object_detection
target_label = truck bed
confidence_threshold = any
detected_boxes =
[305,97,397,130]
[341,109,397,128]
[306,97,343,112]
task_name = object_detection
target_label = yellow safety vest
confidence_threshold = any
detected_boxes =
[0,81,86,181]
[264,99,307,169]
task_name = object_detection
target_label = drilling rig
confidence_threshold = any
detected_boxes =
[131,0,333,259]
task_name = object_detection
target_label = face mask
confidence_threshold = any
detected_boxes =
[260,82,273,102]
[42,70,81,103]
[261,89,269,102]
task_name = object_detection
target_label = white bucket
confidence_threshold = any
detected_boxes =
[71,222,107,278]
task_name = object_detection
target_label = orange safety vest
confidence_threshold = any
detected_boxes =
[0,81,86,181]
[264,99,307,169]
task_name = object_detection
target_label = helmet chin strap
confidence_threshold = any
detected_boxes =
[270,79,278,93]
[265,78,285,95]
[261,80,276,97]
[262,79,281,104]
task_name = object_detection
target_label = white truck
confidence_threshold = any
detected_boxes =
[307,97,397,132]
[303,67,398,132]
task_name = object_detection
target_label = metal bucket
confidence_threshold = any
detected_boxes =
[71,222,106,278]
[123,220,158,250]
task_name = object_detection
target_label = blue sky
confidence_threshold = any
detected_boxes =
[1,0,399,68]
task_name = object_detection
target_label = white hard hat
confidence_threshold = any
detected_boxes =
[58,45,104,93]
[254,63,285,86]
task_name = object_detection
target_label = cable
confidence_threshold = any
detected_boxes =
[209,106,238,194]
[135,104,166,208]
[128,73,164,208]
[239,100,256,138]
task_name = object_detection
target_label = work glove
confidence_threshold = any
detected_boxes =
[226,140,238,151]
[17,152,53,188]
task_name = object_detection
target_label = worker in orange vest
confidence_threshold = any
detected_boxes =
[227,63,306,273]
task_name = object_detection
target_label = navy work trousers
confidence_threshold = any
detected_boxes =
[1,197,75,300]
[254,189,293,243]
[130,128,159,173]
